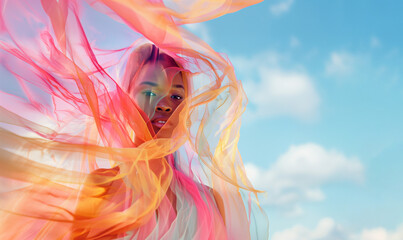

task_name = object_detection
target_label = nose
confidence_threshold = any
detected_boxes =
[156,105,172,112]
[155,97,172,113]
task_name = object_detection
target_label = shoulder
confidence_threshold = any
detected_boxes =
[85,166,121,187]
[89,166,120,176]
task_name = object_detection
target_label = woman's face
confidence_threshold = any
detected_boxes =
[129,63,186,134]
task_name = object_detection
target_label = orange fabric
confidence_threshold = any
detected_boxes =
[0,0,269,239]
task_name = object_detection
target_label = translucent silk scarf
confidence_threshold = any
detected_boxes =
[0,0,269,239]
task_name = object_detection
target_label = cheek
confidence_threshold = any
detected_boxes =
[171,99,183,112]
[133,94,158,119]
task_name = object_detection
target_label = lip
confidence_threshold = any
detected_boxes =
[151,118,168,129]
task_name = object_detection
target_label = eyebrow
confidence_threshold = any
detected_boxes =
[140,81,158,87]
[140,81,184,90]
[173,84,185,90]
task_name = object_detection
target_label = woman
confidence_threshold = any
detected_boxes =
[72,44,226,239]
[0,0,268,239]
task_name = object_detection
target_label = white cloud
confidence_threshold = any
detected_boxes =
[272,218,347,240]
[270,0,295,16]
[184,23,211,44]
[244,68,319,121]
[290,36,300,47]
[231,52,320,121]
[245,143,364,211]
[359,228,389,240]
[371,36,381,48]
[357,226,403,240]
[325,51,358,76]
[271,218,403,240]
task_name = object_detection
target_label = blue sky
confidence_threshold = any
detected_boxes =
[1,1,401,239]
[185,0,403,239]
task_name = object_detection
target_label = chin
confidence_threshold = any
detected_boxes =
[152,126,161,136]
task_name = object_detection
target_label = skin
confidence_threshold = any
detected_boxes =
[124,61,186,214]
[79,58,226,229]
[129,62,186,135]
[129,62,226,223]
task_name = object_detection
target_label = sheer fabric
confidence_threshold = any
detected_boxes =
[0,0,269,239]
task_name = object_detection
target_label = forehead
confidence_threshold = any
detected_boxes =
[135,63,185,89]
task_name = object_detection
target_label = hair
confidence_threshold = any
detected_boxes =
[121,44,189,97]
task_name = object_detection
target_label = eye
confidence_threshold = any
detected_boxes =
[171,94,183,100]
[143,91,157,97]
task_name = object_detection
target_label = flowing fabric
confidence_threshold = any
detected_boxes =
[0,0,269,239]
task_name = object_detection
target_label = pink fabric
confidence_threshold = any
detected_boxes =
[0,0,269,239]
